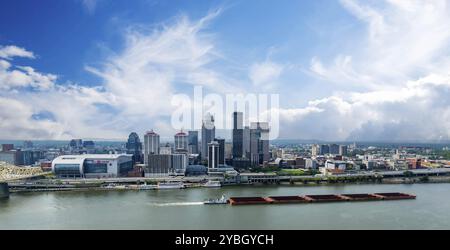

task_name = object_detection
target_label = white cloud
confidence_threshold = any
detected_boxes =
[0,9,244,140]
[0,45,35,60]
[311,0,450,89]
[288,0,450,141]
[249,61,284,90]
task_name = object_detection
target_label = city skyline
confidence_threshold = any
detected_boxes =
[1,0,450,142]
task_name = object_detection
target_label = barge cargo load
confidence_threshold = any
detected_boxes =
[228,192,416,206]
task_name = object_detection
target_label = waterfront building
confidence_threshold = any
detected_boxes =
[145,154,187,177]
[188,131,199,154]
[126,132,143,164]
[52,154,133,178]
[201,113,215,160]
[249,122,270,166]
[143,130,160,165]
[208,141,220,169]
[174,131,188,153]
[232,111,244,158]
[214,138,225,165]
[172,154,188,175]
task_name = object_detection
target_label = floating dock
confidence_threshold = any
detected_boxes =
[228,192,416,205]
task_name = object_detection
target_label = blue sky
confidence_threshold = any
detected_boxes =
[1,0,450,142]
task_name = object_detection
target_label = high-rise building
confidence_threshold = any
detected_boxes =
[188,131,199,154]
[311,144,320,156]
[159,143,172,155]
[214,138,225,165]
[174,131,188,153]
[143,130,160,165]
[201,113,215,160]
[319,144,330,155]
[232,111,243,158]
[329,144,340,155]
[339,145,348,156]
[144,154,187,177]
[243,126,251,158]
[208,141,219,169]
[249,122,270,166]
[1,144,14,152]
[126,132,143,164]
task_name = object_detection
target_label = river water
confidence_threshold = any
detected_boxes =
[1,183,449,229]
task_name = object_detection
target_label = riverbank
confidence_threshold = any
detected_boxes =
[7,174,450,194]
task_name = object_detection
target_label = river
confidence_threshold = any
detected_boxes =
[1,183,449,229]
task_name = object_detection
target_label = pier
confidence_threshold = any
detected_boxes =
[228,192,416,205]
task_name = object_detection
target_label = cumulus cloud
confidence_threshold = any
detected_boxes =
[310,0,450,89]
[279,0,450,141]
[249,61,284,90]
[0,45,35,60]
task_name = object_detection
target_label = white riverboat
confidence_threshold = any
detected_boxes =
[138,183,157,190]
[157,181,185,189]
[203,180,222,188]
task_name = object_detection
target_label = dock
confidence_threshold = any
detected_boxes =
[228,192,416,205]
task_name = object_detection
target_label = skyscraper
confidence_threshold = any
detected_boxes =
[187,131,199,154]
[243,126,250,158]
[174,131,188,153]
[232,111,243,158]
[201,113,215,160]
[126,132,143,163]
[144,130,160,165]
[214,138,225,165]
[329,144,340,155]
[339,145,348,156]
[319,144,330,155]
[311,144,320,157]
[208,141,219,169]
[249,122,270,166]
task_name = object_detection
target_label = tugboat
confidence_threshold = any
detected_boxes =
[204,195,228,205]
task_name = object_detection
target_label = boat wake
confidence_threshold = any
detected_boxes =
[149,202,204,207]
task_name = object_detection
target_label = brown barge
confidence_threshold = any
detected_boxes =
[228,192,416,205]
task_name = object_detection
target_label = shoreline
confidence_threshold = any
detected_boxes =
[7,175,450,194]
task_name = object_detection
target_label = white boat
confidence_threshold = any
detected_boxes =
[203,180,222,188]
[204,195,228,205]
[138,183,157,190]
[157,182,185,189]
